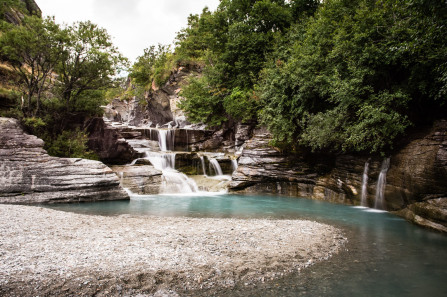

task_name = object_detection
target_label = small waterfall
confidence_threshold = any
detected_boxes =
[209,159,223,176]
[231,159,238,172]
[119,172,124,185]
[200,156,207,176]
[360,161,370,207]
[145,153,176,170]
[374,158,390,209]
[145,151,199,194]
[160,169,199,194]
[158,129,175,151]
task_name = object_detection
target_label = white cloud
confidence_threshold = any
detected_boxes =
[36,0,220,62]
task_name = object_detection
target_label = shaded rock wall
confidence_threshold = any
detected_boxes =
[230,122,447,232]
[86,118,141,165]
[0,117,129,204]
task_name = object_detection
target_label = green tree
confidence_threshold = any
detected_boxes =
[55,21,127,115]
[175,0,317,126]
[129,44,172,90]
[260,0,447,154]
[0,15,63,116]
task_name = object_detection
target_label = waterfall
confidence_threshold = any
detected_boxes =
[145,153,176,170]
[200,156,207,176]
[160,170,199,194]
[119,172,124,185]
[360,161,370,207]
[209,159,223,176]
[158,129,175,151]
[231,159,238,172]
[145,152,199,194]
[374,158,390,209]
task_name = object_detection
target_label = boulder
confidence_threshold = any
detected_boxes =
[0,117,129,204]
[111,165,162,195]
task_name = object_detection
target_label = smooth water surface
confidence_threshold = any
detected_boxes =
[47,194,447,297]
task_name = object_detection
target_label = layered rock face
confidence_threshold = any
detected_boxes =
[86,117,141,164]
[0,117,129,204]
[230,122,447,232]
[2,0,41,25]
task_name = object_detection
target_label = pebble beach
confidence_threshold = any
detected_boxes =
[0,204,346,296]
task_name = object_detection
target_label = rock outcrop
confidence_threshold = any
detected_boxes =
[0,117,129,204]
[104,65,203,127]
[230,122,447,232]
[111,165,162,195]
[86,117,141,165]
[2,0,41,25]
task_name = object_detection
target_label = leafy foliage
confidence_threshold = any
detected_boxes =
[0,11,126,158]
[45,128,98,159]
[0,16,63,117]
[260,0,447,153]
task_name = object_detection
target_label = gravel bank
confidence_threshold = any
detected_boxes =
[0,205,346,296]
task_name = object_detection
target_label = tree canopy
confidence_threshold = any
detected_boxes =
[0,12,126,158]
[165,0,446,154]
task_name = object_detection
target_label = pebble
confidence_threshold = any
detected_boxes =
[0,205,346,294]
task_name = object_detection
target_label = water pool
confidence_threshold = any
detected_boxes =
[47,194,447,296]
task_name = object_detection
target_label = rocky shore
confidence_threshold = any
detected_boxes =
[0,205,346,296]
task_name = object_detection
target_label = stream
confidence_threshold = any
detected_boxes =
[48,193,447,297]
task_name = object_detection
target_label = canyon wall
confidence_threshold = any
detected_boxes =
[230,122,447,232]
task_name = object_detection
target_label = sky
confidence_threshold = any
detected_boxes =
[36,0,220,63]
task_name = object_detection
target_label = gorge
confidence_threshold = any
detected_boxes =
[1,0,447,296]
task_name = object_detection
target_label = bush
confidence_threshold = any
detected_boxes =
[45,128,98,160]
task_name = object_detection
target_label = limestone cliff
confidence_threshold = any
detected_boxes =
[104,65,203,127]
[0,117,129,203]
[230,122,447,232]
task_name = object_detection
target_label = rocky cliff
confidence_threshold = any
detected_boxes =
[104,65,203,127]
[2,0,41,25]
[230,122,447,232]
[0,117,129,203]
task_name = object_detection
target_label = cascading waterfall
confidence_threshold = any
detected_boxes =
[360,161,370,207]
[374,158,390,209]
[145,151,199,194]
[138,128,199,194]
[209,159,223,176]
[145,152,176,170]
[158,129,175,151]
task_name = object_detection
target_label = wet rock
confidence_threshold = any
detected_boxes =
[230,122,447,232]
[229,127,321,198]
[0,117,129,204]
[111,165,162,195]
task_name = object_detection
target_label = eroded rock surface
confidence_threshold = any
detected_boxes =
[0,117,129,203]
[111,165,162,195]
[230,122,447,232]
[86,118,140,164]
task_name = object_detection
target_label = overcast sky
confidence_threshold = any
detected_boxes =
[37,0,220,63]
